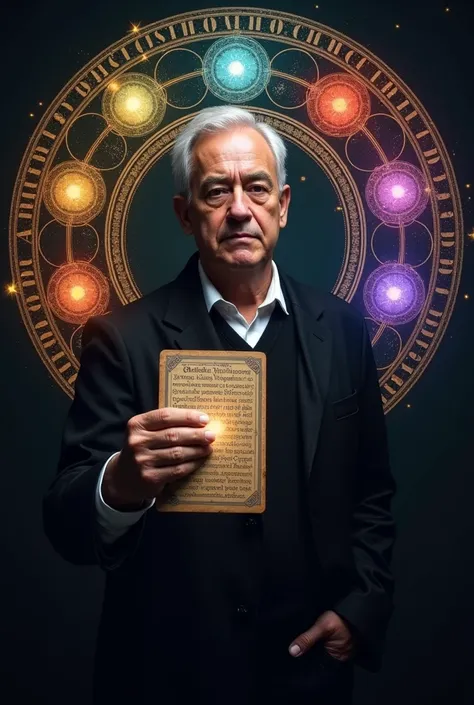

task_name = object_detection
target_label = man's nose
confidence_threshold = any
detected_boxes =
[227,189,251,221]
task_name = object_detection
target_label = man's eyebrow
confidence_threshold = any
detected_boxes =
[199,171,274,191]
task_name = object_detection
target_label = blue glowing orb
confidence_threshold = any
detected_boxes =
[203,37,270,103]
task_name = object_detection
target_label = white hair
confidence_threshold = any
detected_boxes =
[171,105,287,199]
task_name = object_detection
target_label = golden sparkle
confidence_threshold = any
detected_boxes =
[395,24,400,29]
[6,283,17,295]
[205,418,227,438]
[467,230,474,241]
[445,7,450,12]
[131,23,140,33]
[464,294,470,300]
[336,205,343,212]
[300,176,306,181]
[29,113,34,117]
[39,101,43,106]
[407,404,411,408]
[466,183,471,188]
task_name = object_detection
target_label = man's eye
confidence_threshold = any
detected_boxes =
[248,185,267,193]
[207,188,228,198]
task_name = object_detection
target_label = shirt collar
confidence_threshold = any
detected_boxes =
[197,256,289,316]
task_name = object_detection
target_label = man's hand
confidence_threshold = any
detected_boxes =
[288,610,356,662]
[102,408,216,509]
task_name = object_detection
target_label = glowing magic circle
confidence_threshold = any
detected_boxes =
[9,8,463,408]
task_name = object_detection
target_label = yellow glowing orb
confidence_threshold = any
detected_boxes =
[65,183,82,201]
[102,73,166,137]
[125,96,142,113]
[54,173,94,212]
[70,285,86,301]
[332,97,348,113]
[43,161,106,225]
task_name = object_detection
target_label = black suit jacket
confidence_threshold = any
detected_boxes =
[43,250,396,684]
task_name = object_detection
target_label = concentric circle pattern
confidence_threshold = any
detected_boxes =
[102,73,166,137]
[43,161,106,226]
[307,73,370,137]
[203,36,270,102]
[366,161,429,225]
[363,263,425,325]
[46,261,110,324]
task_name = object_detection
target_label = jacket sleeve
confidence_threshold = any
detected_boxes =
[42,314,149,571]
[333,316,397,672]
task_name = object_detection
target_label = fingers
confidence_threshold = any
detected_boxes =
[148,425,215,450]
[288,610,354,660]
[139,407,210,431]
[288,618,327,657]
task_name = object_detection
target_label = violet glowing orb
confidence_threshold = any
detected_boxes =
[363,263,425,325]
[366,161,429,225]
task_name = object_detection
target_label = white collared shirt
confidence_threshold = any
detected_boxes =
[95,257,289,543]
[197,257,288,346]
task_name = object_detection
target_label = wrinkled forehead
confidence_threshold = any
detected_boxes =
[191,127,277,180]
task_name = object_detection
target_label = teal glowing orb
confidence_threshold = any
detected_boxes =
[203,37,270,103]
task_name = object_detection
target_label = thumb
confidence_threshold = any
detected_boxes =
[288,612,331,657]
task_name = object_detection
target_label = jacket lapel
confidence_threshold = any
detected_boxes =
[162,252,332,480]
[279,270,333,481]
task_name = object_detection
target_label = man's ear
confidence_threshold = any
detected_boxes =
[173,194,193,235]
[279,184,291,229]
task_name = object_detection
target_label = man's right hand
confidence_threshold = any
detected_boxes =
[102,408,215,510]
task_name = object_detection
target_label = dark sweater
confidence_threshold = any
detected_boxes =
[209,292,323,628]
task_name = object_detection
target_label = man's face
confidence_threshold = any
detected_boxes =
[173,126,291,269]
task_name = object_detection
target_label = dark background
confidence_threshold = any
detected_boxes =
[2,1,473,703]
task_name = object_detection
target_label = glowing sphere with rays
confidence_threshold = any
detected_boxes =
[46,261,110,324]
[363,263,425,325]
[43,161,106,226]
[102,72,166,137]
[307,73,370,137]
[203,37,270,103]
[366,161,429,225]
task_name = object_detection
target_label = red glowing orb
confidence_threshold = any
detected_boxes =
[307,73,370,137]
[47,261,110,324]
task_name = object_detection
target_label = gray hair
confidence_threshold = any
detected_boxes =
[171,105,287,200]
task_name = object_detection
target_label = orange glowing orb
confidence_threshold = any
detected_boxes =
[47,261,110,324]
[307,73,370,137]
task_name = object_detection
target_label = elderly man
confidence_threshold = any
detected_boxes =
[43,105,396,705]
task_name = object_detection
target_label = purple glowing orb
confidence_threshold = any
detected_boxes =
[363,263,425,325]
[366,161,429,225]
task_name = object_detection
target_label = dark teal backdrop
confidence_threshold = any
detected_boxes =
[2,1,473,703]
